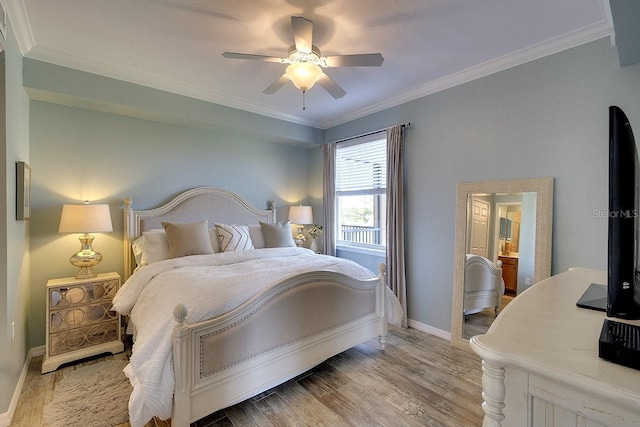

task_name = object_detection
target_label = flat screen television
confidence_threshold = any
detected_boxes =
[577,106,640,319]
[607,105,640,319]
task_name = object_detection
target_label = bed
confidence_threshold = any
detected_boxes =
[113,187,397,427]
[463,254,504,315]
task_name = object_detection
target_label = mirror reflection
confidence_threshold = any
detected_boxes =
[451,177,553,351]
[462,192,536,339]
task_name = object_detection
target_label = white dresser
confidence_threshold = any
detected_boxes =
[470,268,640,427]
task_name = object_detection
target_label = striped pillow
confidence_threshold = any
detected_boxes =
[215,224,255,252]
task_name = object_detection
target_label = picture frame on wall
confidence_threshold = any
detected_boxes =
[16,161,31,220]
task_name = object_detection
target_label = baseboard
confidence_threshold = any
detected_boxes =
[408,318,451,342]
[0,346,45,427]
[31,345,45,357]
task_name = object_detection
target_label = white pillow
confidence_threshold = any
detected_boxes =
[215,224,254,252]
[208,229,222,253]
[131,234,147,267]
[141,229,170,265]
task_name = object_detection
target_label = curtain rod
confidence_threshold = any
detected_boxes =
[327,122,411,145]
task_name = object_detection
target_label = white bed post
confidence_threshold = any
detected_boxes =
[172,304,191,427]
[378,263,388,350]
[123,197,134,281]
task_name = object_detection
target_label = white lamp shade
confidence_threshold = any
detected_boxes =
[289,205,313,225]
[59,204,113,233]
[285,63,322,92]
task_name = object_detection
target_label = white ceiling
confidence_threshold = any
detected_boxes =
[7,0,613,129]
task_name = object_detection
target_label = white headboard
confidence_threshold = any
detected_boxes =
[123,187,276,280]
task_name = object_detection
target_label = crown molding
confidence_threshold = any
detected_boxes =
[4,0,34,54]
[24,45,324,128]
[319,20,614,129]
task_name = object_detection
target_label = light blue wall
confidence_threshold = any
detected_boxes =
[610,0,640,66]
[325,37,640,331]
[0,19,31,414]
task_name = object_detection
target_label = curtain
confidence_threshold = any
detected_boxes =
[386,124,408,327]
[321,142,337,256]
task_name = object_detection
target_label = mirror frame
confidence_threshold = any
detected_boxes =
[451,177,554,351]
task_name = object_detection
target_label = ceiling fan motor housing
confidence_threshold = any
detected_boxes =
[287,45,327,67]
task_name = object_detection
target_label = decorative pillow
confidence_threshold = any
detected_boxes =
[162,220,214,259]
[215,223,254,252]
[259,221,296,248]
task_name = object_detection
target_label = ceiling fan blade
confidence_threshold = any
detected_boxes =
[291,16,313,53]
[324,53,384,67]
[317,73,346,99]
[263,74,290,94]
[222,52,283,63]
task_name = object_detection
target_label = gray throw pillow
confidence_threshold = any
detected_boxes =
[162,220,214,258]
[259,221,296,248]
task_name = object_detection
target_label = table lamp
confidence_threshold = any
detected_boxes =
[58,202,113,279]
[288,205,313,247]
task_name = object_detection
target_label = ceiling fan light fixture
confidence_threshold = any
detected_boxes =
[285,62,322,92]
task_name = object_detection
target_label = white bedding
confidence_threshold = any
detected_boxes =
[112,247,401,426]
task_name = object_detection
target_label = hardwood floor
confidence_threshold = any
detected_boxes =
[462,295,514,340]
[11,327,484,427]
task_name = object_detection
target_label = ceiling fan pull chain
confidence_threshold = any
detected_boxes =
[302,90,306,110]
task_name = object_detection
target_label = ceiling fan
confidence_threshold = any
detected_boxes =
[222,16,384,109]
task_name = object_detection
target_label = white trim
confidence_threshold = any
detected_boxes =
[323,20,613,128]
[3,0,34,55]
[407,318,451,342]
[0,346,43,427]
[31,344,45,357]
[336,243,385,258]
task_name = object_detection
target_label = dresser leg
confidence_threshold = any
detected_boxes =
[481,360,506,427]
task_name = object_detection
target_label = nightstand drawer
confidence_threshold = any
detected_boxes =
[49,320,119,356]
[49,278,119,309]
[49,301,117,332]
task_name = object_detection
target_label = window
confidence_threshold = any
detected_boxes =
[335,135,387,250]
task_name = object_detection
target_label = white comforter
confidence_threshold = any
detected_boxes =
[112,247,401,427]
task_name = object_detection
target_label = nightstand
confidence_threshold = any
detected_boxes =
[42,272,124,373]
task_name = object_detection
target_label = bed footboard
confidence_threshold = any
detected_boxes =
[171,265,387,426]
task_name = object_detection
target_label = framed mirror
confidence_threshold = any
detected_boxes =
[451,177,554,350]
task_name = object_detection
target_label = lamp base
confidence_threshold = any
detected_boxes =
[70,234,103,279]
[74,266,98,279]
[294,225,307,247]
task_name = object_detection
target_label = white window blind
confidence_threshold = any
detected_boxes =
[336,137,387,193]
